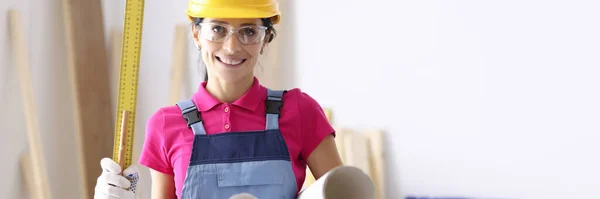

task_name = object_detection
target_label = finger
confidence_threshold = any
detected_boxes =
[97,173,131,189]
[122,165,138,176]
[100,157,122,174]
[122,166,139,192]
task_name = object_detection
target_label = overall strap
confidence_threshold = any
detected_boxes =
[265,88,286,130]
[176,99,207,135]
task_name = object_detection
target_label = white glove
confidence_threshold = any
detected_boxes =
[229,193,258,199]
[94,157,140,199]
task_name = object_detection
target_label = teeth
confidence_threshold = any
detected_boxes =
[220,57,243,65]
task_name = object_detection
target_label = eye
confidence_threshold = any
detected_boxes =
[211,25,226,33]
[241,28,256,36]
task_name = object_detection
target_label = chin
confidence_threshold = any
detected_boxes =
[214,69,254,83]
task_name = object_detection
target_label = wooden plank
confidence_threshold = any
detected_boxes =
[169,25,188,105]
[109,29,123,117]
[117,110,129,172]
[20,153,37,199]
[61,0,114,198]
[344,130,371,177]
[367,130,386,199]
[9,10,52,199]
[323,108,332,122]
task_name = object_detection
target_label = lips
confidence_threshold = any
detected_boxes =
[216,56,246,67]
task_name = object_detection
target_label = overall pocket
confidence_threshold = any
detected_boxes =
[217,161,286,198]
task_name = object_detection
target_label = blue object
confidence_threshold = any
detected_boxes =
[177,88,297,199]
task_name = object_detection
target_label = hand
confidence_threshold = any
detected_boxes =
[94,158,140,199]
[229,193,258,199]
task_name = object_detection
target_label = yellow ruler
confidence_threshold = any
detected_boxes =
[112,0,145,170]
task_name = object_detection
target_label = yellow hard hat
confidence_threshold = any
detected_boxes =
[186,0,281,24]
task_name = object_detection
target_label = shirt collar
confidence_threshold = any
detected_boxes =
[232,77,264,111]
[192,77,264,112]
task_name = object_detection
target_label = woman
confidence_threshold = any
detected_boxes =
[94,0,343,199]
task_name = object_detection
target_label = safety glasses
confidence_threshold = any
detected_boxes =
[198,22,268,45]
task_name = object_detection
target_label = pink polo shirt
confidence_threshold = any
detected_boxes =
[138,77,335,198]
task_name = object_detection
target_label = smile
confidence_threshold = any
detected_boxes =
[216,56,247,67]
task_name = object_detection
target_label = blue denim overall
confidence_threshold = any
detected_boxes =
[176,88,297,199]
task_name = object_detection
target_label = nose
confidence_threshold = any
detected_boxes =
[222,34,242,53]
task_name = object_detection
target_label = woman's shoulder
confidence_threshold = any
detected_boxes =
[274,87,325,116]
[145,104,191,132]
[281,88,322,107]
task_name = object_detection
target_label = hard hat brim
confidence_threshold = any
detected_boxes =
[186,6,280,24]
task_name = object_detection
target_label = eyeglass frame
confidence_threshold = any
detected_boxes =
[195,22,270,45]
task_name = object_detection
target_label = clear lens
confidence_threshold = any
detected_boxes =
[204,23,228,41]
[199,23,267,45]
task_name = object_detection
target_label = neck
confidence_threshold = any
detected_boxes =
[205,75,254,104]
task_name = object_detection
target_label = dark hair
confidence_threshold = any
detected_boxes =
[192,17,277,81]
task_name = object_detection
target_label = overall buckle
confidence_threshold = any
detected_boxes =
[182,109,201,128]
[266,99,283,115]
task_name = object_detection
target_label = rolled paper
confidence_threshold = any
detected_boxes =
[298,165,376,199]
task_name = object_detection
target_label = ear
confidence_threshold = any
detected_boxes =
[192,24,201,49]
[266,31,275,43]
[261,41,268,54]
[261,32,275,54]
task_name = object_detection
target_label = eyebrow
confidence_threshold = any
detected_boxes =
[210,20,257,26]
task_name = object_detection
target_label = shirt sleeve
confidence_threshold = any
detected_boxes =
[298,91,336,161]
[138,108,174,175]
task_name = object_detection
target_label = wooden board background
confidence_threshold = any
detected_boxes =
[61,0,114,198]
[9,10,53,199]
[169,25,188,105]
[301,108,386,198]
[367,130,386,199]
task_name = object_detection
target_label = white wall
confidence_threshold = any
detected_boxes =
[292,0,600,199]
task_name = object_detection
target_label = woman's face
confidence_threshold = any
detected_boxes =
[192,18,267,83]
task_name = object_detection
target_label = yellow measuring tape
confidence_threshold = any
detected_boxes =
[112,0,145,169]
